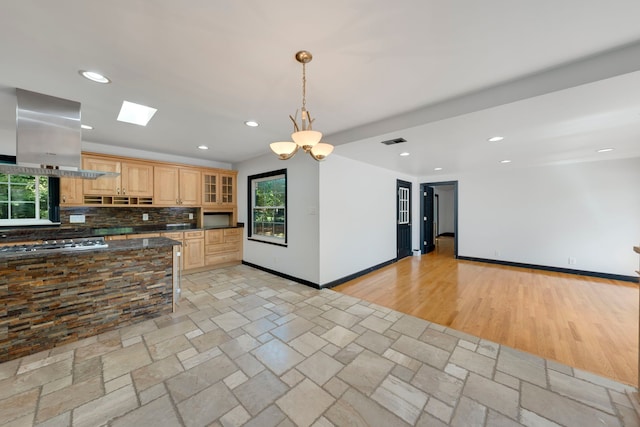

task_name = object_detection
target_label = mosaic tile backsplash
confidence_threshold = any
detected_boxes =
[60,206,199,229]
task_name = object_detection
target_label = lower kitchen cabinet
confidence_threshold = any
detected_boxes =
[205,228,242,267]
[160,230,204,271]
[160,232,184,270]
[183,230,205,270]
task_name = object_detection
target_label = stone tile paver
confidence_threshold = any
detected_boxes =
[0,264,635,427]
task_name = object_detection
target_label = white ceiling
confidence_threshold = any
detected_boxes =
[1,1,639,175]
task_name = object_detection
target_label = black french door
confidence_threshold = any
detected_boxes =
[396,180,412,259]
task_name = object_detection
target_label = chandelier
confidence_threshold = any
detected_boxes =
[270,51,334,161]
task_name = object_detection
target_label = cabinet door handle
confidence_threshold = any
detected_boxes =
[62,195,66,203]
[176,199,179,205]
[117,187,120,195]
[122,188,126,195]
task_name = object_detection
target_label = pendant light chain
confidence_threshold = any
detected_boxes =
[301,61,307,123]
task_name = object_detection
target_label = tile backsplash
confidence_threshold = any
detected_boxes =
[60,206,199,229]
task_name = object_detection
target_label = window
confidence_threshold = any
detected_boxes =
[248,169,287,245]
[398,186,409,224]
[0,173,54,226]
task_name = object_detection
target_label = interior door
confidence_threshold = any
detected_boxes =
[396,180,412,259]
[424,186,435,253]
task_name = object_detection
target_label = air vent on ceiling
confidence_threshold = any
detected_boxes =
[380,137,406,145]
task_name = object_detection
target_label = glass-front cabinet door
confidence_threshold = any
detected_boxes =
[220,173,234,205]
[203,173,218,205]
[202,171,236,206]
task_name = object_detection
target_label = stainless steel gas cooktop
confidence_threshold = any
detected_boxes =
[0,237,109,253]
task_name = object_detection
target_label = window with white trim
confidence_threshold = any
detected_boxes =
[248,169,287,245]
[0,173,52,225]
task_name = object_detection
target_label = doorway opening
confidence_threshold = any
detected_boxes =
[420,181,458,257]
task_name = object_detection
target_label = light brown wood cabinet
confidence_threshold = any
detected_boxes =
[205,228,242,267]
[127,233,160,239]
[154,166,201,206]
[183,230,205,270]
[202,171,237,207]
[82,156,121,196]
[60,177,83,205]
[160,232,184,270]
[82,155,154,197]
[121,162,154,197]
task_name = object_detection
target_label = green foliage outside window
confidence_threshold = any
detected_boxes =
[252,175,286,240]
[0,173,49,221]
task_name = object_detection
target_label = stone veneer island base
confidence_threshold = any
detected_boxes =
[0,237,178,362]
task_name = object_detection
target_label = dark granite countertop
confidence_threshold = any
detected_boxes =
[0,237,180,261]
[0,223,244,243]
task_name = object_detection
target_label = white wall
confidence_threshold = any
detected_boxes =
[318,155,417,286]
[434,187,455,235]
[236,153,320,284]
[421,157,640,276]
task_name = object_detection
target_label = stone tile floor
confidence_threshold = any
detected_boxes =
[1,264,639,426]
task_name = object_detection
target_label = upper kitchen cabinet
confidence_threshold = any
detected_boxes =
[202,170,237,207]
[82,156,120,196]
[82,155,154,203]
[59,177,83,205]
[121,162,154,197]
[154,166,201,206]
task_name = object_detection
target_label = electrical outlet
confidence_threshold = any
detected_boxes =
[568,257,577,265]
[142,213,149,221]
[494,250,501,257]
[69,214,85,223]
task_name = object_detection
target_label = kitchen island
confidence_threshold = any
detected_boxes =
[0,237,179,362]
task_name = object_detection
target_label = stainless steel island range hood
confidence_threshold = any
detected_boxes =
[0,89,119,179]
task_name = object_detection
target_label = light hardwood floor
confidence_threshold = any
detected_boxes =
[334,237,639,386]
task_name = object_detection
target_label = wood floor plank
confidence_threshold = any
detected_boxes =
[334,237,639,386]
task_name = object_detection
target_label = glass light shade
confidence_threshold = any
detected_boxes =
[270,141,298,159]
[310,142,334,160]
[291,130,322,148]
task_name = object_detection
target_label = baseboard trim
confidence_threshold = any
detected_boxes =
[241,261,320,289]
[457,256,638,283]
[241,258,398,290]
[321,258,398,289]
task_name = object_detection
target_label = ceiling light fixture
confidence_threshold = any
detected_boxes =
[117,101,157,126]
[400,152,410,157]
[79,70,111,84]
[434,167,443,171]
[500,159,512,164]
[81,124,93,130]
[198,145,209,150]
[245,120,259,127]
[270,51,334,161]
[488,136,504,142]
[596,148,614,153]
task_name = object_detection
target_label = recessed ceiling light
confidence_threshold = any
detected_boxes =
[488,136,504,142]
[117,101,157,126]
[198,145,209,150]
[596,148,614,153]
[434,167,443,171]
[245,120,259,127]
[79,70,111,84]
[400,152,410,157]
[500,159,512,164]
[80,124,93,130]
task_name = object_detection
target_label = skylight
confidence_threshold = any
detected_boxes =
[117,101,157,126]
